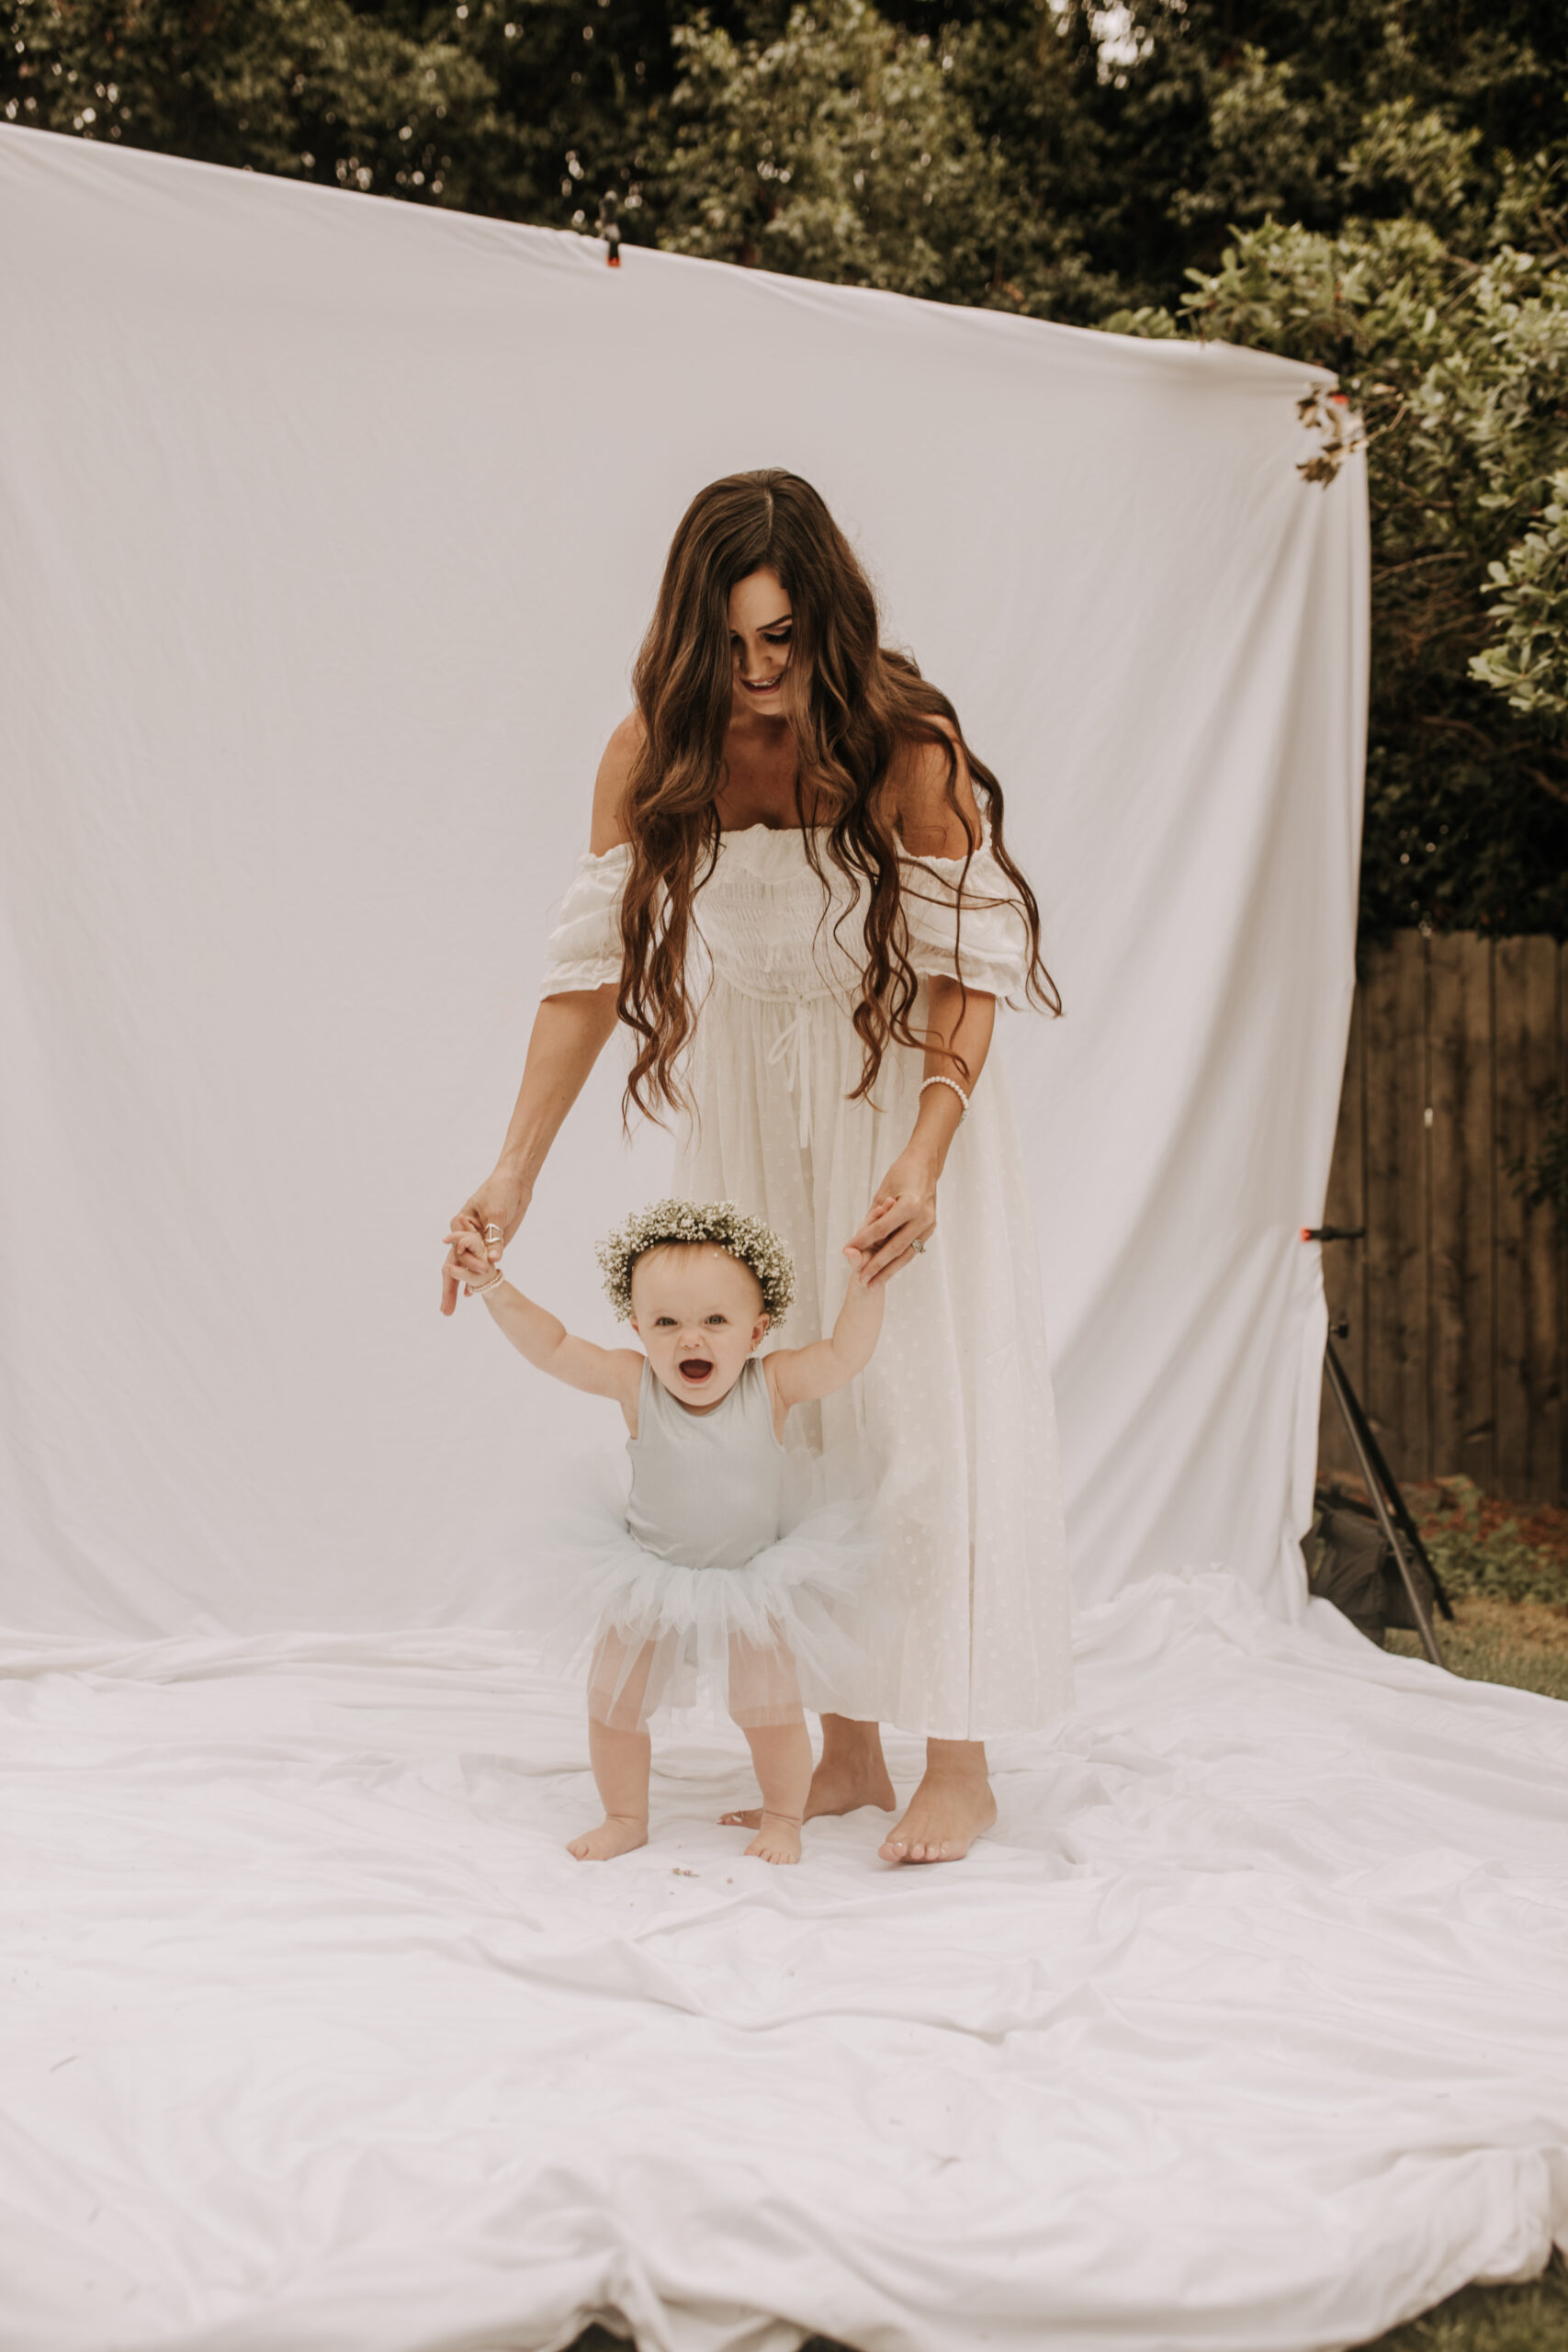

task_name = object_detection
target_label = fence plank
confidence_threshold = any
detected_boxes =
[1561,944,1567,1507]
[1361,933,1430,1480]
[1427,933,1495,1488]
[1493,939,1561,1497]
[1318,931,1565,1505]
[1317,985,1366,1485]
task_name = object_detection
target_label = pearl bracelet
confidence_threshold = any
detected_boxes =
[919,1074,970,1123]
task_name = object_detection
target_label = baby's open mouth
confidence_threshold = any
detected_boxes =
[678,1358,714,1382]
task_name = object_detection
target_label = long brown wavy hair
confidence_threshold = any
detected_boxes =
[617,469,1060,1123]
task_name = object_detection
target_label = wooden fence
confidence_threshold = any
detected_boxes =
[1318,933,1567,1502]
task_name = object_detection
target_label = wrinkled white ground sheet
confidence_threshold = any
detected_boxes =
[3,1573,1563,2352]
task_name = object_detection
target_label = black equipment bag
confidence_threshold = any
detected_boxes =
[1305,1484,1440,1647]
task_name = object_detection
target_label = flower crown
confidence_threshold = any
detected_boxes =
[596,1197,796,1329]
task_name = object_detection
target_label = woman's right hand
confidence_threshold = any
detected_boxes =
[440,1168,531,1315]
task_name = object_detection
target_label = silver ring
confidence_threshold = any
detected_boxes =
[910,1238,926,1255]
[482,1224,502,1245]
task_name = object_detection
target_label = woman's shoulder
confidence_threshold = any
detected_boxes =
[589,711,645,855]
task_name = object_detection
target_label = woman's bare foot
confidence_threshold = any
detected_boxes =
[743,1811,802,1864]
[567,1815,649,1860]
[879,1741,996,1864]
[720,1716,896,1830]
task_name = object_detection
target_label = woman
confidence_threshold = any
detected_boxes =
[442,469,1074,1863]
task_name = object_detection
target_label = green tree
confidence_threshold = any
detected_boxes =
[652,0,1110,311]
[1107,107,1568,934]
[658,0,1017,301]
[1,0,707,225]
[2,0,497,203]
[943,1,1568,315]
[1474,470,1568,727]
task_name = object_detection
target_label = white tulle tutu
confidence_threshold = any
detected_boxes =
[523,1449,880,1730]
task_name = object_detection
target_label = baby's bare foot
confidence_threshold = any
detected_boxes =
[567,1815,649,1861]
[742,1811,802,1865]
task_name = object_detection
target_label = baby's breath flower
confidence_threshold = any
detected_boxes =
[596,1198,796,1329]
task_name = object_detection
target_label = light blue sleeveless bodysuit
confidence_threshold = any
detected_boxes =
[626,1357,784,1573]
[528,1355,873,1727]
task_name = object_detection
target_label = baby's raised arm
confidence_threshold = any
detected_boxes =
[450,1231,643,1428]
[764,1246,886,1432]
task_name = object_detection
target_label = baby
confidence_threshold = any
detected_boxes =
[450,1199,884,1865]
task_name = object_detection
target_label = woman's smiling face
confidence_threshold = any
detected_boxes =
[727,566,794,718]
[628,1243,770,1412]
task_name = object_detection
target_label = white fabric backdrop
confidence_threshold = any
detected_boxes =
[6,127,1565,2352]
[1,124,1364,1635]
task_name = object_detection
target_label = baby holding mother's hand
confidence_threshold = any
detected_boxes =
[443,469,1074,1864]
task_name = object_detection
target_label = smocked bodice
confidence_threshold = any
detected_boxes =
[693,826,874,1003]
[539,823,1036,1008]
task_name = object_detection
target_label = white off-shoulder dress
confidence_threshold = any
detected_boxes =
[540,823,1074,1740]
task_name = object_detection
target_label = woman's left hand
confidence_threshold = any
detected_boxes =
[850,1148,938,1285]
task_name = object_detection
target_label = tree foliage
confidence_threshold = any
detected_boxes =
[659,0,1013,302]
[1476,470,1568,723]
[3,0,496,202]
[6,0,1567,934]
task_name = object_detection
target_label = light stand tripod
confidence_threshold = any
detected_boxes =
[1305,1225,1453,1669]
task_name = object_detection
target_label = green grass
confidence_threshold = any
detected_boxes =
[1388,1613,1568,1702]
[575,2279,1568,2352]
[1353,2261,1568,2351]
[578,2267,1568,2350]
[1388,1475,1568,1702]
[1420,1493,1568,1610]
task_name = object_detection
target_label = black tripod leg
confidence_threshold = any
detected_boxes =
[1328,1365,1453,1617]
[1324,1341,1448,1669]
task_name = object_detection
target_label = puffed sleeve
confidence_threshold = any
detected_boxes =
[538,844,630,997]
[898,836,1035,1008]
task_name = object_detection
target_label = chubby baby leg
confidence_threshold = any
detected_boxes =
[726,1634,811,1862]
[738,1717,812,1864]
[571,1632,656,1860]
[569,1717,651,1860]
